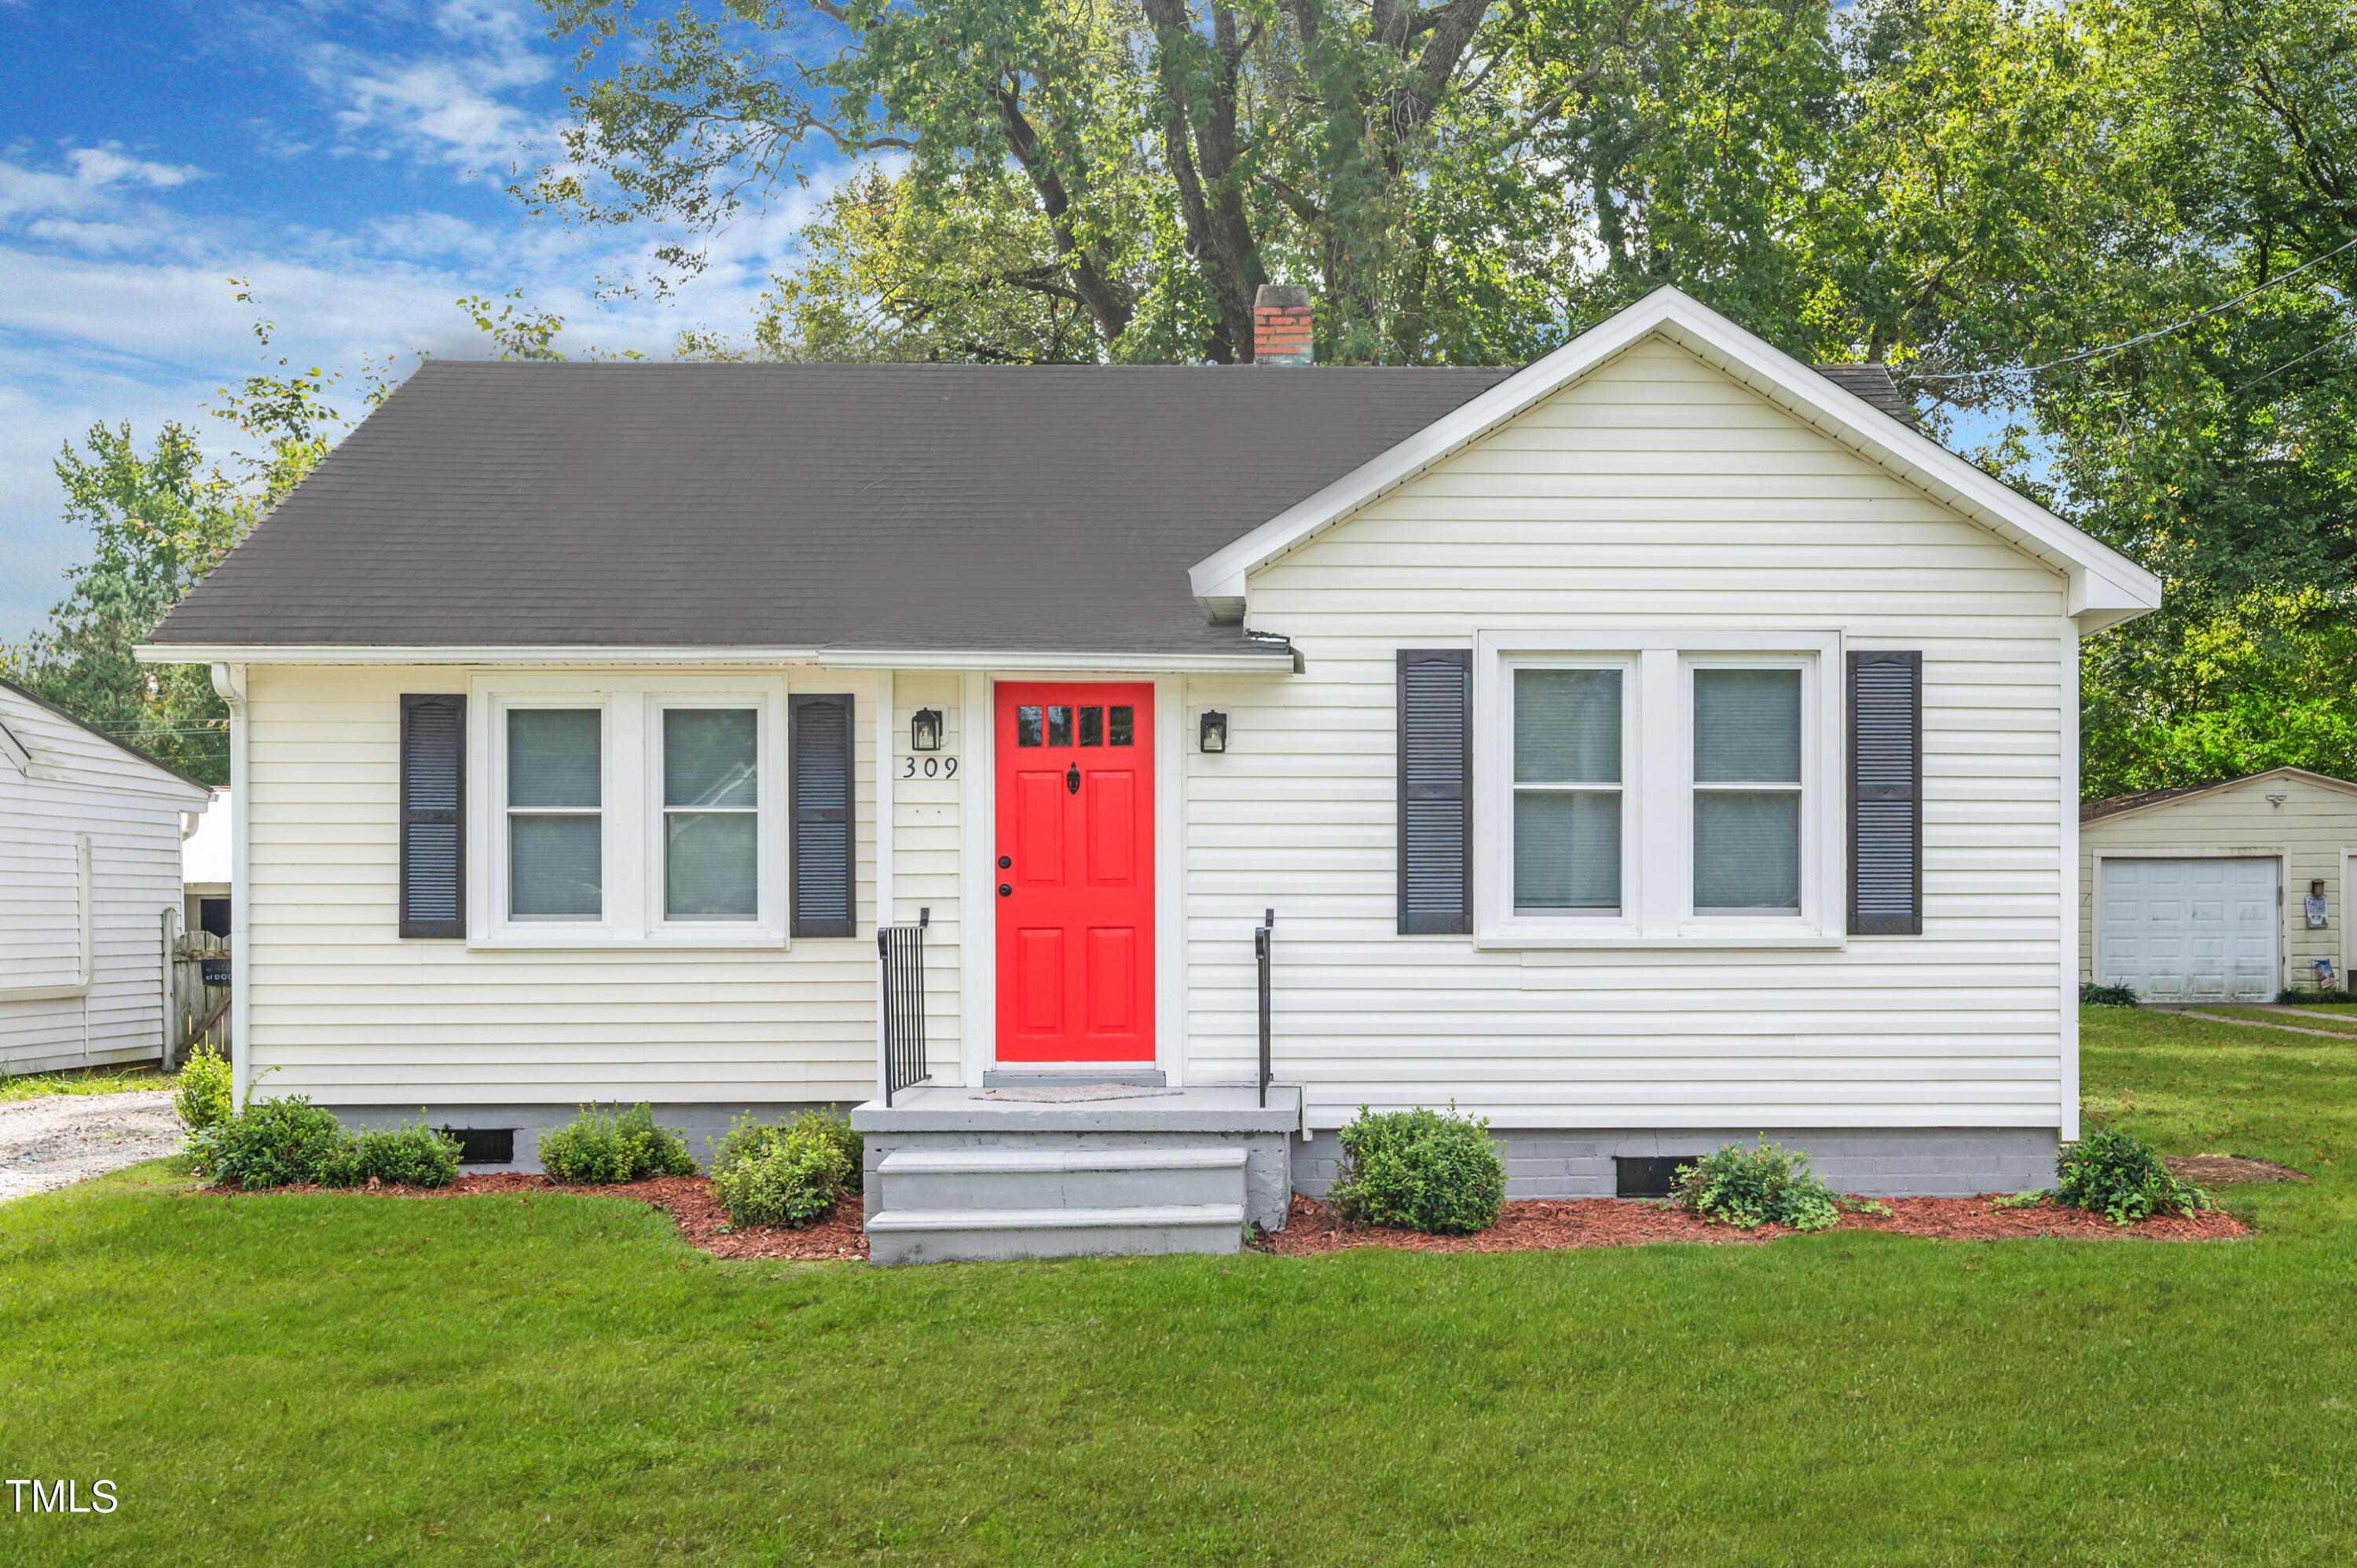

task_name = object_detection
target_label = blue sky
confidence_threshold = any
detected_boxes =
[0,0,835,640]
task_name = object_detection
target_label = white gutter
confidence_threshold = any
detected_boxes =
[211,662,253,1108]
[135,644,1296,673]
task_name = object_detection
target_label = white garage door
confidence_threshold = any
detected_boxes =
[2099,857,2279,1002]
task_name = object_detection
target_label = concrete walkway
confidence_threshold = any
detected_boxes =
[0,1090,183,1203]
[2168,1009,2357,1041]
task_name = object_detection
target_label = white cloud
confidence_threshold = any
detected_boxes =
[65,147,203,189]
[302,0,556,170]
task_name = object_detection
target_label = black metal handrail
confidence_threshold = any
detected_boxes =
[1255,908,1274,1107]
[878,908,930,1106]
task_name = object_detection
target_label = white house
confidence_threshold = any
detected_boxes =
[1,678,214,1075]
[135,287,2161,1259]
[2082,767,2357,1002]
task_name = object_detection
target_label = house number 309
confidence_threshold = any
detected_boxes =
[901,756,959,779]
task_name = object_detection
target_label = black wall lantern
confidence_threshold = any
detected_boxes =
[1198,709,1229,753]
[910,708,944,752]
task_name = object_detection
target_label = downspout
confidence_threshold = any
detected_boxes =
[211,662,251,1108]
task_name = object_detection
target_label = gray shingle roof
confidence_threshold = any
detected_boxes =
[152,361,1515,654]
[151,357,1925,654]
[1811,364,1918,427]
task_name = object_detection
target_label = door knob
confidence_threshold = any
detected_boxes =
[999,884,1013,898]
[998,855,1011,869]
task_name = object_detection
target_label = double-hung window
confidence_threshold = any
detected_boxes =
[662,707,760,921]
[507,709,603,921]
[1476,632,1840,945]
[1691,667,1802,914]
[1511,668,1625,914]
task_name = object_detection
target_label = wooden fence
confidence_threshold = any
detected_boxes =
[164,910,230,1068]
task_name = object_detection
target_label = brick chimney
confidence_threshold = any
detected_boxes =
[1252,285,1313,365]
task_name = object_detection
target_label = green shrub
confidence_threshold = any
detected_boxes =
[173,1046,234,1132]
[713,1109,862,1192]
[537,1103,698,1185]
[2080,982,2139,1007]
[321,1118,463,1189]
[1670,1138,1842,1231]
[1329,1105,1505,1235]
[189,1096,352,1190]
[2276,987,2357,1006]
[2055,1127,2209,1225]
[712,1113,857,1228]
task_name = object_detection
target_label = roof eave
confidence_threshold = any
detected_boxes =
[134,643,1297,675]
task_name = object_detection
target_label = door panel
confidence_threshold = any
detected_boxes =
[996,683,1155,1063]
[2099,857,2278,1002]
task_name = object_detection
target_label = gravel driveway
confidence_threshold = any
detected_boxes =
[0,1090,184,1203]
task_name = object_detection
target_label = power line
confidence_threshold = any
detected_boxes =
[1912,234,2357,385]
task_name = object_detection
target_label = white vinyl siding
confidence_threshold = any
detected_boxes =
[237,664,903,1105]
[0,686,207,1075]
[1178,333,2073,1132]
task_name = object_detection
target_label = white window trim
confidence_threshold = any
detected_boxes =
[1474,629,1845,949]
[467,674,788,950]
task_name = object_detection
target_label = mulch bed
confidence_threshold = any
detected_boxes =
[1251,1191,2247,1256]
[2165,1154,2307,1185]
[198,1178,2247,1262]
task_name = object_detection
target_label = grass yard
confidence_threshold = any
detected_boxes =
[3,1009,2355,1566]
[0,1064,165,1104]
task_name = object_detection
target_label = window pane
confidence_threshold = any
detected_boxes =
[1513,791,1621,910]
[1017,706,1043,746]
[1047,705,1072,746]
[1694,791,1800,910]
[667,812,757,918]
[1515,669,1620,783]
[665,708,757,809]
[509,709,600,808]
[1694,669,1801,782]
[1109,705,1134,746]
[1078,705,1103,746]
[511,815,601,918]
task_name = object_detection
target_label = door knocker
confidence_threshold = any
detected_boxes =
[1065,763,1081,795]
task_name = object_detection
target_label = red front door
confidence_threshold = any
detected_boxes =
[995,683,1155,1064]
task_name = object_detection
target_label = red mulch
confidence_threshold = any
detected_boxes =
[196,1179,2245,1262]
[197,1173,871,1261]
[1251,1191,2247,1256]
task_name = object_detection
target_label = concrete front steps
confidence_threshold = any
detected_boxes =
[851,1083,1302,1265]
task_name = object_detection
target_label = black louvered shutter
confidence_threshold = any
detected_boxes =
[790,694,856,938]
[1849,651,1922,936]
[1398,650,1472,934]
[399,694,466,938]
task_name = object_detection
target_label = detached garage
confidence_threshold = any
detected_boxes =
[2080,767,2357,1002]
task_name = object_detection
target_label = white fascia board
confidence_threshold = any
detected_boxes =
[136,643,1295,675]
[1189,286,2166,628]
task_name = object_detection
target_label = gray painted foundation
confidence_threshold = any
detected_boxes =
[1293,1127,2060,1200]
[330,1102,849,1173]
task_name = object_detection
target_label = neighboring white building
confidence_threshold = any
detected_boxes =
[2082,767,2357,1002]
[182,787,232,937]
[135,287,2162,1251]
[1,679,214,1075]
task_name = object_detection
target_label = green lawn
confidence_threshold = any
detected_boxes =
[0,1064,167,1103]
[3,1010,2355,1566]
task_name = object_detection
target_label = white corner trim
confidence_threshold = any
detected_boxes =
[1186,286,2163,625]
